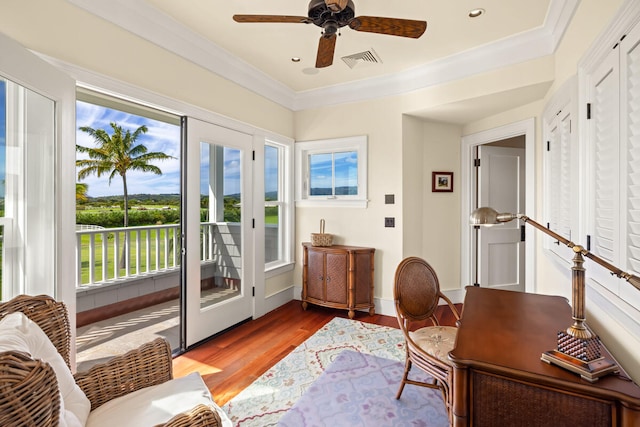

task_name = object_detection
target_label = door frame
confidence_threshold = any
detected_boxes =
[183,117,255,349]
[460,118,536,293]
[0,32,77,353]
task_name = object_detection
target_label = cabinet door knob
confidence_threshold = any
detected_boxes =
[319,275,323,281]
[326,276,331,283]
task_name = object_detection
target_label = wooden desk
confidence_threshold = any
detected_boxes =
[448,287,640,427]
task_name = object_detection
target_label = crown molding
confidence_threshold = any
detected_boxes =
[67,0,297,109]
[67,0,578,111]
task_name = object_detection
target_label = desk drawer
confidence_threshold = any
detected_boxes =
[471,371,612,427]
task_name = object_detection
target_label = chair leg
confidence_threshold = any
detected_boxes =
[395,356,412,399]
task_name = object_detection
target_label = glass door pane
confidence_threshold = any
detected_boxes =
[200,143,242,308]
[0,76,56,299]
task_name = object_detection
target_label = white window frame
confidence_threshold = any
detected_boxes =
[295,135,368,208]
[264,138,295,276]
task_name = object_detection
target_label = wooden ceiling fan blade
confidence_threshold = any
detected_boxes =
[316,34,337,68]
[349,16,427,38]
[233,15,311,24]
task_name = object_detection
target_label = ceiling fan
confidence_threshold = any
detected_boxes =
[233,0,427,68]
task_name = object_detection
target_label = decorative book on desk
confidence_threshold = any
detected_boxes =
[301,243,375,319]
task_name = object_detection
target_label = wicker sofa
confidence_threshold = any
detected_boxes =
[0,294,230,427]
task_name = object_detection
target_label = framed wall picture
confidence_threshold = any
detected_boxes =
[432,171,453,192]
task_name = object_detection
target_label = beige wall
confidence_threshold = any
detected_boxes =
[550,0,624,94]
[418,121,462,291]
[401,115,424,257]
[294,97,405,302]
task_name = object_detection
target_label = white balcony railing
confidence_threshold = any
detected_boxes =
[76,223,182,286]
[76,222,278,288]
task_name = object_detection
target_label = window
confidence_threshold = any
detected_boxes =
[265,140,293,272]
[295,135,368,207]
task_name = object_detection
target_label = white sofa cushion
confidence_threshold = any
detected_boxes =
[86,372,232,427]
[0,312,91,427]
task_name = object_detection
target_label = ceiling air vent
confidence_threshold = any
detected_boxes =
[341,49,382,69]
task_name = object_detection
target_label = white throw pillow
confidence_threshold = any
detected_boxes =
[86,372,232,427]
[0,312,91,427]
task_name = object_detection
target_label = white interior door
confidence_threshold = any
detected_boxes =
[185,117,253,347]
[477,145,526,291]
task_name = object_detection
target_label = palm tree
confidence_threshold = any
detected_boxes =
[76,183,88,203]
[76,122,174,227]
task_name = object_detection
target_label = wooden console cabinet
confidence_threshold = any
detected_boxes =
[449,287,640,426]
[301,243,375,319]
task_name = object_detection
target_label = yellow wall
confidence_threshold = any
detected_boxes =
[294,97,405,302]
[418,121,461,291]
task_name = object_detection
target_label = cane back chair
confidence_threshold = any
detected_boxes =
[393,257,461,421]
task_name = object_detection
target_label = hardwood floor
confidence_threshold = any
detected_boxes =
[172,300,459,406]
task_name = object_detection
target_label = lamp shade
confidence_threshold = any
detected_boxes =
[470,207,500,225]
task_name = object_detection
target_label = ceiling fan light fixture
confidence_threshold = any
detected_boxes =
[469,8,485,18]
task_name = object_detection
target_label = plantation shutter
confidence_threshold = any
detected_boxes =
[621,24,640,307]
[589,50,620,289]
[546,107,572,256]
[589,53,620,289]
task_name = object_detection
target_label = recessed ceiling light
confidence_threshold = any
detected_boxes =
[291,57,301,62]
[469,8,484,18]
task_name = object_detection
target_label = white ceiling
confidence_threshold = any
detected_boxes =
[68,0,577,123]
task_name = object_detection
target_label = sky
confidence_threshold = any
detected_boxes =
[77,101,280,198]
[76,100,181,197]
[0,97,276,200]
[309,150,358,193]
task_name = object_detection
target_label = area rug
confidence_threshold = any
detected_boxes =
[222,317,445,427]
[279,350,448,427]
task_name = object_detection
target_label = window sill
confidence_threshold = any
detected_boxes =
[295,199,369,208]
[265,261,295,278]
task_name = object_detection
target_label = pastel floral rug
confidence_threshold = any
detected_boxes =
[279,350,448,427]
[222,317,447,426]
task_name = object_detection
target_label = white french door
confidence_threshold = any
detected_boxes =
[0,32,76,307]
[184,117,253,347]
